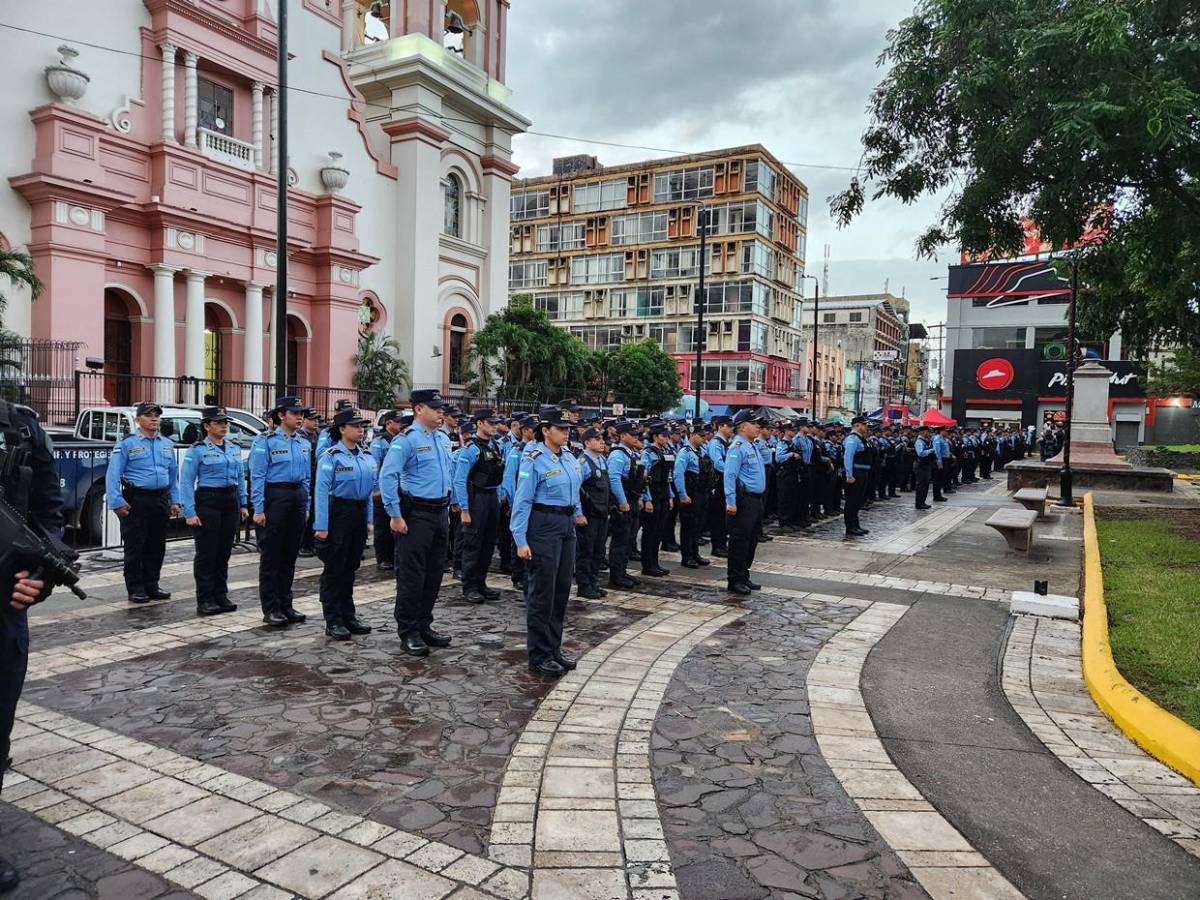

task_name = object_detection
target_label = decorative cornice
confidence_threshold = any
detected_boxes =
[321,50,398,180]
[382,118,452,146]
[144,0,278,63]
[480,154,519,178]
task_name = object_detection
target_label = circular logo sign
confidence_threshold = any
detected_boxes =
[976,358,1015,391]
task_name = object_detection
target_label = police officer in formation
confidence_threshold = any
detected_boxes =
[674,424,712,568]
[105,401,180,603]
[638,424,675,578]
[575,426,610,599]
[501,415,538,592]
[724,410,767,596]
[705,416,734,558]
[249,396,312,627]
[454,408,505,604]
[379,389,454,657]
[180,407,246,616]
[912,424,939,508]
[842,416,871,537]
[371,410,404,570]
[510,407,584,677]
[605,422,645,589]
[313,407,377,640]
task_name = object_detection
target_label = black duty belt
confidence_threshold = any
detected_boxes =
[404,494,449,511]
[533,503,574,515]
[266,481,304,489]
[741,491,765,499]
[122,484,168,495]
[196,486,238,494]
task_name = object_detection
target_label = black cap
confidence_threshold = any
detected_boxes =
[399,413,415,429]
[649,424,670,436]
[616,421,640,436]
[537,408,572,428]
[712,415,733,427]
[472,407,502,423]
[851,415,867,425]
[516,414,538,430]
[302,406,321,419]
[334,399,354,411]
[558,399,578,412]
[581,427,603,441]
[135,401,163,416]
[379,409,401,424]
[409,389,445,409]
[443,405,462,418]
[274,396,306,414]
[332,407,370,428]
[732,409,760,427]
[200,406,228,423]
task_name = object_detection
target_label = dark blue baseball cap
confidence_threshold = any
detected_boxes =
[274,396,306,413]
[409,389,444,409]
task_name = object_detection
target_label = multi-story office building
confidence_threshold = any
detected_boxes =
[799,294,905,411]
[508,146,809,411]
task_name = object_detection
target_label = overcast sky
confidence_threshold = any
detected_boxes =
[504,0,951,327]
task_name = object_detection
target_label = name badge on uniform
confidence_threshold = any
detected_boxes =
[203,453,221,462]
[128,446,146,455]
[543,468,562,478]
[336,465,354,473]
[416,446,432,453]
[271,448,290,456]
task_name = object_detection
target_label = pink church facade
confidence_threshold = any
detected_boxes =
[2,0,526,413]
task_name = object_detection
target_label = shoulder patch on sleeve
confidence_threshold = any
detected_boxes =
[526,449,542,459]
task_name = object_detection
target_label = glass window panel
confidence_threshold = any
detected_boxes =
[973,326,1027,350]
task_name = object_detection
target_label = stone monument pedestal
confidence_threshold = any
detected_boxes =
[1050,360,1130,470]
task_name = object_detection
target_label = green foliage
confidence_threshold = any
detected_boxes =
[608,339,682,414]
[352,331,411,409]
[0,249,40,399]
[1148,347,1200,397]
[832,0,1200,354]
[467,295,593,395]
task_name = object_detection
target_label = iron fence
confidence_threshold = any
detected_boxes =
[1,339,84,424]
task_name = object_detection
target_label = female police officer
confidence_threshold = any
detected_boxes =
[180,407,247,616]
[314,408,377,641]
[509,406,584,677]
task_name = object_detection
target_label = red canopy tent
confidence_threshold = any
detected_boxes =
[917,407,956,426]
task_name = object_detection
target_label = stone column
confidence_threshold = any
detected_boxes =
[150,266,179,399]
[251,82,265,169]
[243,281,265,387]
[183,51,198,148]
[269,89,280,176]
[159,42,177,144]
[341,0,358,52]
[184,270,209,381]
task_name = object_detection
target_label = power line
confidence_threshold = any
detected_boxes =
[3,20,861,175]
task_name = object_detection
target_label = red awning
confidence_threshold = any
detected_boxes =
[919,408,957,426]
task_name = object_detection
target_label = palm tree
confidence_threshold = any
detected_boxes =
[0,250,41,395]
[352,331,411,409]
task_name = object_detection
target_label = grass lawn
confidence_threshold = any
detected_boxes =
[1096,510,1200,730]
[1150,444,1200,452]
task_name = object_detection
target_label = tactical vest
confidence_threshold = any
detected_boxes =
[646,446,674,499]
[612,446,645,502]
[468,437,504,489]
[579,454,610,518]
[0,401,34,518]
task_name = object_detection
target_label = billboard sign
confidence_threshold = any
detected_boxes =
[948,260,1071,307]
[872,350,899,362]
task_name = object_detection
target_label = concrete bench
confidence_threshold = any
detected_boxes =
[986,508,1038,552]
[1013,487,1049,519]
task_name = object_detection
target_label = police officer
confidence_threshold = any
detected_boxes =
[314,408,377,640]
[249,396,312,627]
[380,389,453,657]
[510,407,585,677]
[0,400,65,893]
[706,416,734,557]
[299,407,324,558]
[932,426,952,500]
[454,408,505,604]
[724,410,766,596]
[502,415,538,592]
[180,407,247,616]
[913,425,937,509]
[576,427,610,599]
[606,421,644,589]
[639,424,675,578]
[372,411,403,570]
[674,425,711,568]
[105,401,181,603]
[842,416,871,537]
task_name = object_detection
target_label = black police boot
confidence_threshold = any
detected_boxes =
[326,623,352,641]
[421,628,452,648]
[217,597,238,613]
[0,856,18,893]
[915,504,932,510]
[711,547,728,558]
[661,542,681,552]
[727,581,752,596]
[128,592,150,604]
[283,608,307,624]
[345,618,373,635]
[554,652,578,671]
[197,599,223,617]
[400,631,430,657]
[147,588,171,600]
[694,556,711,566]
[462,590,487,604]
[609,575,639,589]
[681,559,701,569]
[529,657,566,677]
[641,566,670,577]
[263,610,289,627]
[480,586,502,600]
[745,580,762,591]
[577,584,602,599]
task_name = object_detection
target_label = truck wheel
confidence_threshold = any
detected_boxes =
[83,487,106,544]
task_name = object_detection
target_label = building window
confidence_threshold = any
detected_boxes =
[972,326,1027,350]
[653,166,715,203]
[611,211,668,245]
[694,360,766,392]
[442,173,462,237]
[737,320,768,353]
[569,325,623,351]
[511,190,550,220]
[198,78,234,135]
[848,311,864,323]
[533,291,585,321]
[609,288,664,318]
[570,253,625,285]
[699,280,769,316]
[822,312,837,324]
[744,160,777,199]
[651,246,705,279]
[448,314,468,383]
[509,259,548,289]
[536,222,585,252]
[741,241,773,277]
[573,179,626,213]
[1033,326,1105,360]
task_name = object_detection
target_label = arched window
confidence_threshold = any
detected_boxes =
[449,313,468,384]
[443,173,462,237]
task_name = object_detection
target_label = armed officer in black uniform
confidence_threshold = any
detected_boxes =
[1,401,66,892]
[575,427,610,599]
[454,408,505,604]
[639,424,675,578]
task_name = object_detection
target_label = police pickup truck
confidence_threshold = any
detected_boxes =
[50,406,263,543]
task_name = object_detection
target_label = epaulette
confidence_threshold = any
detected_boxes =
[525,449,542,459]
[193,441,205,447]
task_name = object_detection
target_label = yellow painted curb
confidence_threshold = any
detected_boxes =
[1081,492,1200,786]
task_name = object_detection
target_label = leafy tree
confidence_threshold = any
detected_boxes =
[831,0,1200,355]
[0,249,42,400]
[467,295,592,397]
[608,339,682,414]
[1148,347,1200,397]
[353,331,411,409]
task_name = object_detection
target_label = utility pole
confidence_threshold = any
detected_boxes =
[693,204,708,420]
[1057,257,1079,507]
[274,0,289,397]
[802,274,819,417]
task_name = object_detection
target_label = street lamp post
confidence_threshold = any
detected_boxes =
[274,0,289,397]
[693,204,708,420]
[1057,257,1080,507]
[801,274,820,417]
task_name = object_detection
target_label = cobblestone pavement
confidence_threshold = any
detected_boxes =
[2,483,1196,898]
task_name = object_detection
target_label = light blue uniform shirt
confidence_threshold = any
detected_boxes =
[249,428,312,511]
[106,429,180,509]
[706,436,730,473]
[607,445,638,506]
[179,438,246,518]
[843,432,870,478]
[793,433,813,464]
[773,439,795,464]
[370,432,394,473]
[379,421,453,517]
[914,437,936,461]
[314,442,377,531]
[723,434,766,507]
[933,434,952,462]
[452,437,501,508]
[673,443,700,501]
[501,440,525,504]
[315,429,334,457]
[509,442,584,546]
[639,445,676,502]
[755,437,772,467]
